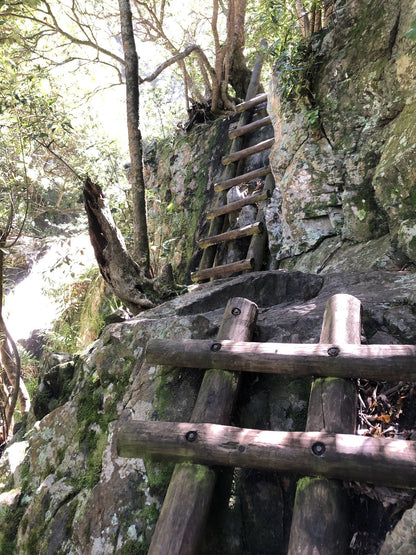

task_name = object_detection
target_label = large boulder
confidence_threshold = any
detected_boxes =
[1,269,416,553]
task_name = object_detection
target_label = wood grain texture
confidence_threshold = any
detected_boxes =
[289,294,362,555]
[146,339,416,381]
[118,421,416,489]
[147,298,258,555]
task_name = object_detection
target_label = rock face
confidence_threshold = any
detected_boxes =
[2,269,416,554]
[266,0,416,272]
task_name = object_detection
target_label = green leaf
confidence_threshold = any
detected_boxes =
[406,18,416,40]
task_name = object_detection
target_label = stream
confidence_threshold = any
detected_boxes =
[4,234,96,341]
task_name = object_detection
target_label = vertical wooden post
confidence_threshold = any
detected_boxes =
[288,294,361,555]
[148,297,258,555]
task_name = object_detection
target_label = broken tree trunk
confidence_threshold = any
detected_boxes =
[147,297,258,555]
[83,177,155,313]
[288,294,361,555]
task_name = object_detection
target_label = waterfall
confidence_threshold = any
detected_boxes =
[4,234,96,341]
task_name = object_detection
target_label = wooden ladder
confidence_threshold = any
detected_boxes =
[117,294,416,554]
[191,46,275,283]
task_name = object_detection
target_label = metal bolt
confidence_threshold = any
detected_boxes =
[311,441,326,457]
[327,346,340,357]
[231,307,241,316]
[185,430,198,442]
[211,342,222,352]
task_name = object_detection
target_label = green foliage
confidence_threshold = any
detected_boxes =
[406,18,416,41]
[305,106,320,129]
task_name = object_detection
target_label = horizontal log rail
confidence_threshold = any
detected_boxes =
[198,222,263,249]
[222,138,275,166]
[235,92,268,113]
[207,190,270,220]
[191,258,254,282]
[214,166,271,193]
[146,339,416,382]
[117,421,416,489]
[229,116,272,139]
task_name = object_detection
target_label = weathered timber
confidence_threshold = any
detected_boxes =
[191,259,254,282]
[198,222,263,248]
[229,115,272,139]
[214,166,271,193]
[288,294,361,555]
[245,173,274,271]
[207,189,270,219]
[235,92,268,113]
[146,339,416,381]
[246,213,267,272]
[147,298,258,555]
[222,138,275,165]
[117,422,416,489]
[83,177,155,312]
[197,44,266,277]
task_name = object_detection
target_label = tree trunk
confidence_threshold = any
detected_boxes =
[83,177,155,313]
[118,0,150,276]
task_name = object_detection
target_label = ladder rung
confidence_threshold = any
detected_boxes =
[214,166,271,193]
[207,190,270,220]
[222,138,275,166]
[198,222,264,249]
[229,116,272,139]
[191,258,254,282]
[235,93,268,113]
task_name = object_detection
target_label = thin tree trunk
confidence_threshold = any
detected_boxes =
[118,0,151,276]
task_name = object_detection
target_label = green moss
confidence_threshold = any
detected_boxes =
[0,504,26,555]
[74,369,128,490]
[295,476,321,494]
[145,460,174,498]
[119,539,149,555]
[65,499,78,536]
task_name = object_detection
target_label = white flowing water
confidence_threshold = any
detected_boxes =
[4,234,96,341]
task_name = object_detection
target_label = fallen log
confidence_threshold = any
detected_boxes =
[117,421,416,489]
